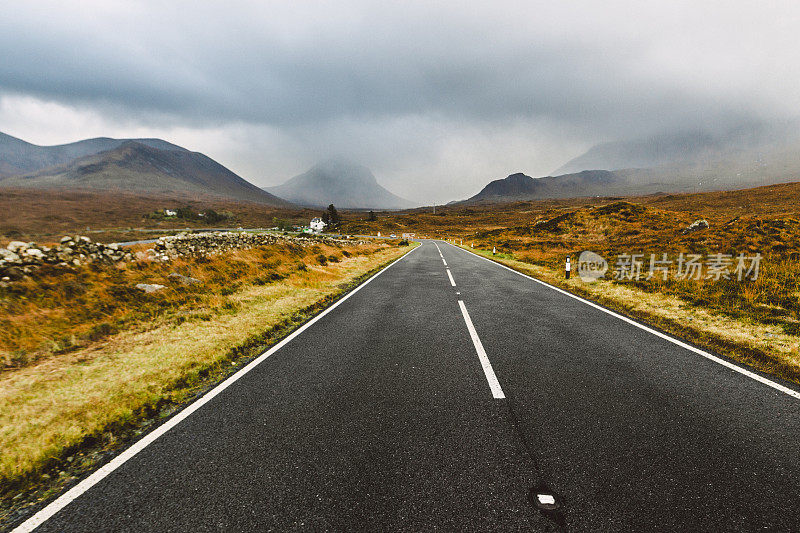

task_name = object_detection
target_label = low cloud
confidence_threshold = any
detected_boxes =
[2,1,799,203]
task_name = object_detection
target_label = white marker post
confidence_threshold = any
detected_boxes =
[565,256,571,279]
[492,246,496,255]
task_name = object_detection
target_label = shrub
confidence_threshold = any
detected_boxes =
[219,283,241,296]
[87,322,118,341]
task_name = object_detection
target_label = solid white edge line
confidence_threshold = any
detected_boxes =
[458,300,505,399]
[13,244,422,533]
[443,241,800,401]
[446,269,456,287]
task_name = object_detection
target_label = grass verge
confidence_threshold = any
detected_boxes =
[0,242,415,526]
[456,244,800,387]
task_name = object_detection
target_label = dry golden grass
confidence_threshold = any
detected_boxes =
[0,188,319,244]
[0,240,410,491]
[1,239,377,369]
[460,201,800,337]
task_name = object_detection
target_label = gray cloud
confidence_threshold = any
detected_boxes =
[2,1,799,203]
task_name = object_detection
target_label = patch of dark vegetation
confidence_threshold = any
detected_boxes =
[593,201,646,218]
[252,272,287,286]
[145,207,234,224]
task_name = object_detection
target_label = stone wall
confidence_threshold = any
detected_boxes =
[0,236,133,280]
[146,231,363,262]
[0,231,366,281]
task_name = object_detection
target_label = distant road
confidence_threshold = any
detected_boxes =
[15,241,800,531]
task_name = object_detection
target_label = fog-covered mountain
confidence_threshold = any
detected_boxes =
[554,131,720,175]
[265,159,414,209]
[554,121,800,175]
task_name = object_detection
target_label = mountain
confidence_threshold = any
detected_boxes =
[0,140,290,206]
[0,131,187,178]
[265,159,415,209]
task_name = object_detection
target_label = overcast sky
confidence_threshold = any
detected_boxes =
[1,1,799,204]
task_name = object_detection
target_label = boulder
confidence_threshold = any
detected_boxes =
[6,241,28,253]
[682,219,709,234]
[23,248,46,260]
[135,283,166,293]
[0,249,21,263]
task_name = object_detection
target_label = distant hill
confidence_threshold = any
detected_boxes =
[265,159,415,210]
[0,131,187,178]
[0,140,290,206]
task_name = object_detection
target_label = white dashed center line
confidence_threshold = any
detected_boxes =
[458,300,505,399]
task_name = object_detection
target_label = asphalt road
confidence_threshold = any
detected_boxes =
[16,241,800,532]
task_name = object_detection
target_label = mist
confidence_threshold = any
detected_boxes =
[1,0,799,204]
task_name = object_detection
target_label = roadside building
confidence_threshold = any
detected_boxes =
[310,217,326,233]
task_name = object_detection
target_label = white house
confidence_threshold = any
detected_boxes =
[310,217,327,233]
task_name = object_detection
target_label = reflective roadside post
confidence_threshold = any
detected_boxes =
[566,256,571,279]
[493,246,496,255]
